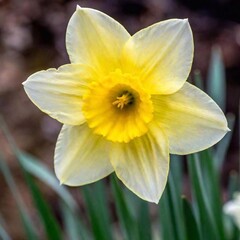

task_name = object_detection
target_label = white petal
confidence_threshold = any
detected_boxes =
[223,193,240,229]
[23,64,95,125]
[110,124,169,203]
[152,82,229,154]
[54,124,113,185]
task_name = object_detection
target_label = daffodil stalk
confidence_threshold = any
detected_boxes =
[23,6,229,203]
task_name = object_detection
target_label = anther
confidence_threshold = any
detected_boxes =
[112,92,134,109]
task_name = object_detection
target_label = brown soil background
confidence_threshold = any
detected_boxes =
[0,0,239,238]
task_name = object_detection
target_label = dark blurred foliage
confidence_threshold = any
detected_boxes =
[0,0,239,238]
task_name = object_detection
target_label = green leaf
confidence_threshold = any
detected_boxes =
[187,154,222,240]
[116,180,151,240]
[159,156,186,240]
[121,186,141,219]
[215,113,235,170]
[22,170,62,240]
[193,70,204,90]
[228,171,239,200]
[0,227,10,240]
[182,197,201,240]
[111,174,138,240]
[0,217,11,240]
[159,187,176,240]
[0,153,38,240]
[170,155,184,200]
[60,202,92,240]
[223,214,240,240]
[82,180,113,240]
[17,151,77,212]
[137,201,152,240]
[0,115,77,212]
[207,46,226,112]
[167,172,186,240]
[199,150,226,240]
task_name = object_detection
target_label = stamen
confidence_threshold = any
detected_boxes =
[112,92,134,109]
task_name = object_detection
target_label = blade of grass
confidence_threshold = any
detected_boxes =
[167,172,187,240]
[137,201,152,240]
[0,226,10,240]
[228,171,239,200]
[159,186,176,240]
[207,46,226,112]
[215,113,235,170]
[118,181,152,240]
[193,70,204,90]
[170,155,183,195]
[121,186,141,219]
[17,151,77,211]
[187,154,221,240]
[223,215,240,240]
[0,217,11,240]
[60,202,92,240]
[22,169,62,240]
[82,180,113,240]
[182,197,201,240]
[111,174,138,240]
[0,116,77,212]
[0,153,38,240]
[159,156,185,240]
[160,156,186,240]
[0,115,87,240]
[199,150,226,240]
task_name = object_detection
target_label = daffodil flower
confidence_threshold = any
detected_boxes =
[23,6,228,203]
[224,193,240,228]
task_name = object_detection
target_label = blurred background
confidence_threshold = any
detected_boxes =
[0,0,239,238]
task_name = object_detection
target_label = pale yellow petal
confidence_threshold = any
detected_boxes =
[122,19,193,94]
[152,82,229,154]
[54,124,113,185]
[66,7,130,74]
[23,64,95,125]
[110,124,169,203]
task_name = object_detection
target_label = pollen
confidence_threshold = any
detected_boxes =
[112,91,134,109]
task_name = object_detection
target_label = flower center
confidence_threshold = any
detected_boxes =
[82,70,153,143]
[112,91,134,110]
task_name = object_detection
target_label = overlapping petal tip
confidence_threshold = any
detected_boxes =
[122,18,193,94]
[110,124,169,203]
[55,124,114,186]
[23,64,96,125]
[152,82,229,155]
[66,7,130,74]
